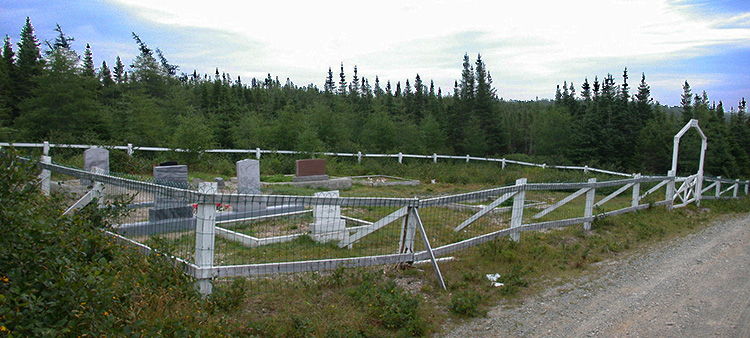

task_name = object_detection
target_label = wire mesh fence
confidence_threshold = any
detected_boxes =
[31,156,749,295]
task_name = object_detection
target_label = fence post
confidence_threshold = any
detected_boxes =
[501,158,506,169]
[666,170,676,211]
[465,154,470,163]
[433,153,437,163]
[715,176,721,198]
[746,181,749,196]
[127,143,133,156]
[734,179,739,198]
[357,151,362,164]
[584,165,589,174]
[255,148,261,160]
[39,155,51,196]
[195,182,217,296]
[631,174,641,208]
[510,178,527,242]
[398,204,418,254]
[42,141,50,156]
[584,178,596,230]
[398,152,403,164]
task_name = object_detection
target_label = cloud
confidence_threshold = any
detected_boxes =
[100,0,750,104]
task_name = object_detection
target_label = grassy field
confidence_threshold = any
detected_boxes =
[6,148,750,337]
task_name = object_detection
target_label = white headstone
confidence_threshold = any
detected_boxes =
[235,159,265,213]
[312,190,346,242]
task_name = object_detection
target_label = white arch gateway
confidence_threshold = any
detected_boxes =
[670,119,707,207]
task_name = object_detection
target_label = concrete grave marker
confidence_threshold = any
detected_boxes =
[234,159,266,214]
[81,147,109,186]
[293,159,328,182]
[150,164,192,221]
[311,190,346,242]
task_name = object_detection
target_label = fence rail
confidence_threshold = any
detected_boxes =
[29,155,749,295]
[2,141,639,177]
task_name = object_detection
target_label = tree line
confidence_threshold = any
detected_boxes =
[1,18,748,177]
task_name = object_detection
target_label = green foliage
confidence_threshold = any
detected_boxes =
[449,291,483,317]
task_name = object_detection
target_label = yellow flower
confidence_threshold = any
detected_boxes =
[0,325,8,332]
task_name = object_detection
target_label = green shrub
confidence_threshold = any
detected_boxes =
[449,291,482,317]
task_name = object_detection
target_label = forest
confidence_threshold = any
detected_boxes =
[1,18,748,178]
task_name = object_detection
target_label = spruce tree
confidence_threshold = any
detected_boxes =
[324,66,335,94]
[113,56,125,83]
[99,61,114,87]
[338,63,347,96]
[680,81,693,122]
[82,44,95,77]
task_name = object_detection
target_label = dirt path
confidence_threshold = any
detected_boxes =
[440,213,750,337]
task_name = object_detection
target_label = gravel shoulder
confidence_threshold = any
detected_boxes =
[440,213,750,337]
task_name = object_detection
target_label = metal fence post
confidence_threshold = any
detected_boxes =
[510,178,527,242]
[357,151,362,164]
[465,154,470,163]
[734,179,739,198]
[631,174,641,208]
[433,153,437,163]
[584,178,596,230]
[398,152,403,164]
[42,141,50,156]
[666,170,676,210]
[127,143,133,156]
[501,158,506,169]
[39,155,51,196]
[195,182,217,295]
[255,147,261,159]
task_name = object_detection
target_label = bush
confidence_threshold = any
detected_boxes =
[449,291,482,317]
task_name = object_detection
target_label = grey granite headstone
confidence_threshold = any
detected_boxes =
[81,147,109,186]
[311,190,346,242]
[213,177,225,188]
[150,165,192,222]
[235,159,266,213]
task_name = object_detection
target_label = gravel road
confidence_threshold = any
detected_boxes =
[441,213,750,337]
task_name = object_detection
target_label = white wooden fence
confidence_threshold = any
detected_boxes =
[1,141,632,177]
[31,157,749,295]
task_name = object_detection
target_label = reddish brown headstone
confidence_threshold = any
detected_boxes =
[296,159,326,176]
[294,159,328,182]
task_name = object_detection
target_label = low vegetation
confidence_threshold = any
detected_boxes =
[2,149,749,337]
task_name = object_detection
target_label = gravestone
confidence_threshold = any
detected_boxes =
[149,164,193,221]
[311,190,346,242]
[293,159,328,182]
[235,159,266,214]
[81,147,109,186]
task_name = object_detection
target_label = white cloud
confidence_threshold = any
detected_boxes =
[108,0,750,103]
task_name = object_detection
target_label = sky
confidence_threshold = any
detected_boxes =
[1,0,749,107]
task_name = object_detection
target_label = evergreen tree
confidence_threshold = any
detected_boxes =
[113,56,125,84]
[14,17,43,123]
[680,81,693,122]
[581,77,591,101]
[349,65,359,96]
[324,66,335,94]
[374,76,382,96]
[99,61,114,87]
[44,24,73,53]
[634,72,653,124]
[338,63,347,96]
[620,67,629,101]
[82,44,95,77]
[459,53,475,100]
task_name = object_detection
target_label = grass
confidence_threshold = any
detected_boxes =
[8,148,750,337]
